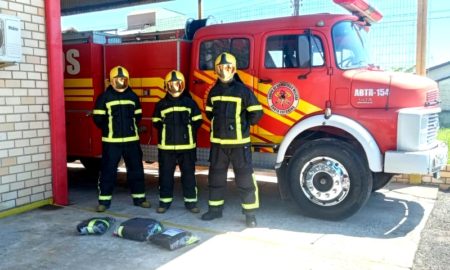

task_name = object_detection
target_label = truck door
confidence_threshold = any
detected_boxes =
[256,31,329,143]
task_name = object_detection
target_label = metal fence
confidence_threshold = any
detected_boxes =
[99,0,449,72]
[205,0,448,71]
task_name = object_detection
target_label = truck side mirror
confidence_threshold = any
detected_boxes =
[298,29,312,80]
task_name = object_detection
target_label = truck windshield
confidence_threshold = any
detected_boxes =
[332,21,370,70]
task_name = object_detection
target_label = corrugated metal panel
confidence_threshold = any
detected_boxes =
[61,0,170,16]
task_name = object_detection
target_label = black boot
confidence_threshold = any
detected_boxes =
[156,202,171,214]
[245,214,257,228]
[201,206,223,221]
[185,202,200,214]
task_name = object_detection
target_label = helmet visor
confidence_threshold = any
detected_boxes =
[167,80,184,97]
[215,64,235,82]
[111,77,128,91]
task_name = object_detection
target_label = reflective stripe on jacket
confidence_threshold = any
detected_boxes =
[205,79,263,147]
[92,86,142,143]
[152,94,202,151]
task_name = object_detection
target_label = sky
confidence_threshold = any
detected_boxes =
[61,0,450,69]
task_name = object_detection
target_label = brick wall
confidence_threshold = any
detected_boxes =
[392,166,450,191]
[0,0,52,212]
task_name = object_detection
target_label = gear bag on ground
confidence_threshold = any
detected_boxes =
[114,217,163,241]
[150,228,199,250]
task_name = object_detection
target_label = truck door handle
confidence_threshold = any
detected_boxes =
[193,79,204,84]
[258,78,272,83]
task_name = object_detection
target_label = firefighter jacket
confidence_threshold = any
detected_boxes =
[205,79,263,147]
[93,85,142,143]
[152,94,202,151]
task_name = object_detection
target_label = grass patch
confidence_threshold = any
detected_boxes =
[438,128,450,164]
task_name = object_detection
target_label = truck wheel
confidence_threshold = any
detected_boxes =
[287,138,373,220]
[80,158,102,173]
[372,173,394,192]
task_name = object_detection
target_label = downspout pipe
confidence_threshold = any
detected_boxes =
[45,0,68,205]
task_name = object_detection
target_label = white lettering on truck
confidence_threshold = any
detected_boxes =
[65,49,80,75]
[354,88,390,97]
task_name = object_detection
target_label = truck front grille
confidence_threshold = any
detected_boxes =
[426,113,439,145]
[397,107,441,151]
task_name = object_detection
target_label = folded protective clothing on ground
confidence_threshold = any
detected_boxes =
[76,217,116,235]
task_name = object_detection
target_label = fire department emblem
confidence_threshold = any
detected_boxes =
[267,82,299,115]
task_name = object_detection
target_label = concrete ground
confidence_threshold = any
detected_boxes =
[0,162,446,270]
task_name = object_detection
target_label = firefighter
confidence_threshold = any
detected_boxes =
[92,66,150,212]
[201,52,263,227]
[152,70,203,214]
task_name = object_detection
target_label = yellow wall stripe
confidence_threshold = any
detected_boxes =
[141,77,165,88]
[65,97,93,102]
[64,78,93,88]
[193,70,215,85]
[0,198,53,219]
[130,78,142,87]
[141,97,161,103]
[64,89,94,96]
[299,99,322,114]
[130,77,164,90]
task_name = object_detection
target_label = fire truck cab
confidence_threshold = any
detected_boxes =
[63,0,448,220]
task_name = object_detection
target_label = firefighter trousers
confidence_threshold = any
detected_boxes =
[208,144,259,212]
[98,142,146,206]
[158,150,197,207]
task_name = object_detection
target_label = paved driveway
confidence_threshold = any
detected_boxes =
[0,163,441,270]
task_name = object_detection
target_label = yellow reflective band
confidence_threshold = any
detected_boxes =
[210,137,251,145]
[242,174,259,210]
[87,219,109,234]
[247,104,263,112]
[117,226,124,237]
[105,100,139,141]
[87,219,97,234]
[131,193,146,199]
[135,109,142,114]
[99,195,112,201]
[106,100,135,107]
[184,187,198,202]
[158,143,196,150]
[211,96,241,103]
[152,117,162,122]
[192,114,202,121]
[160,106,191,117]
[102,136,139,143]
[210,96,243,143]
[209,200,224,206]
[93,109,106,115]
[205,106,212,112]
[160,106,195,150]
[160,197,173,203]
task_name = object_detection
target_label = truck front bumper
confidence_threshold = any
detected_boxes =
[384,141,448,174]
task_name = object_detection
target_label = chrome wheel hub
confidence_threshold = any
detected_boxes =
[300,156,350,206]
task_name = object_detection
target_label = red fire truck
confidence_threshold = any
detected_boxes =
[62,0,447,220]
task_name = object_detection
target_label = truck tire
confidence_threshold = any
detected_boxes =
[287,138,373,220]
[372,173,394,192]
[80,158,102,173]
